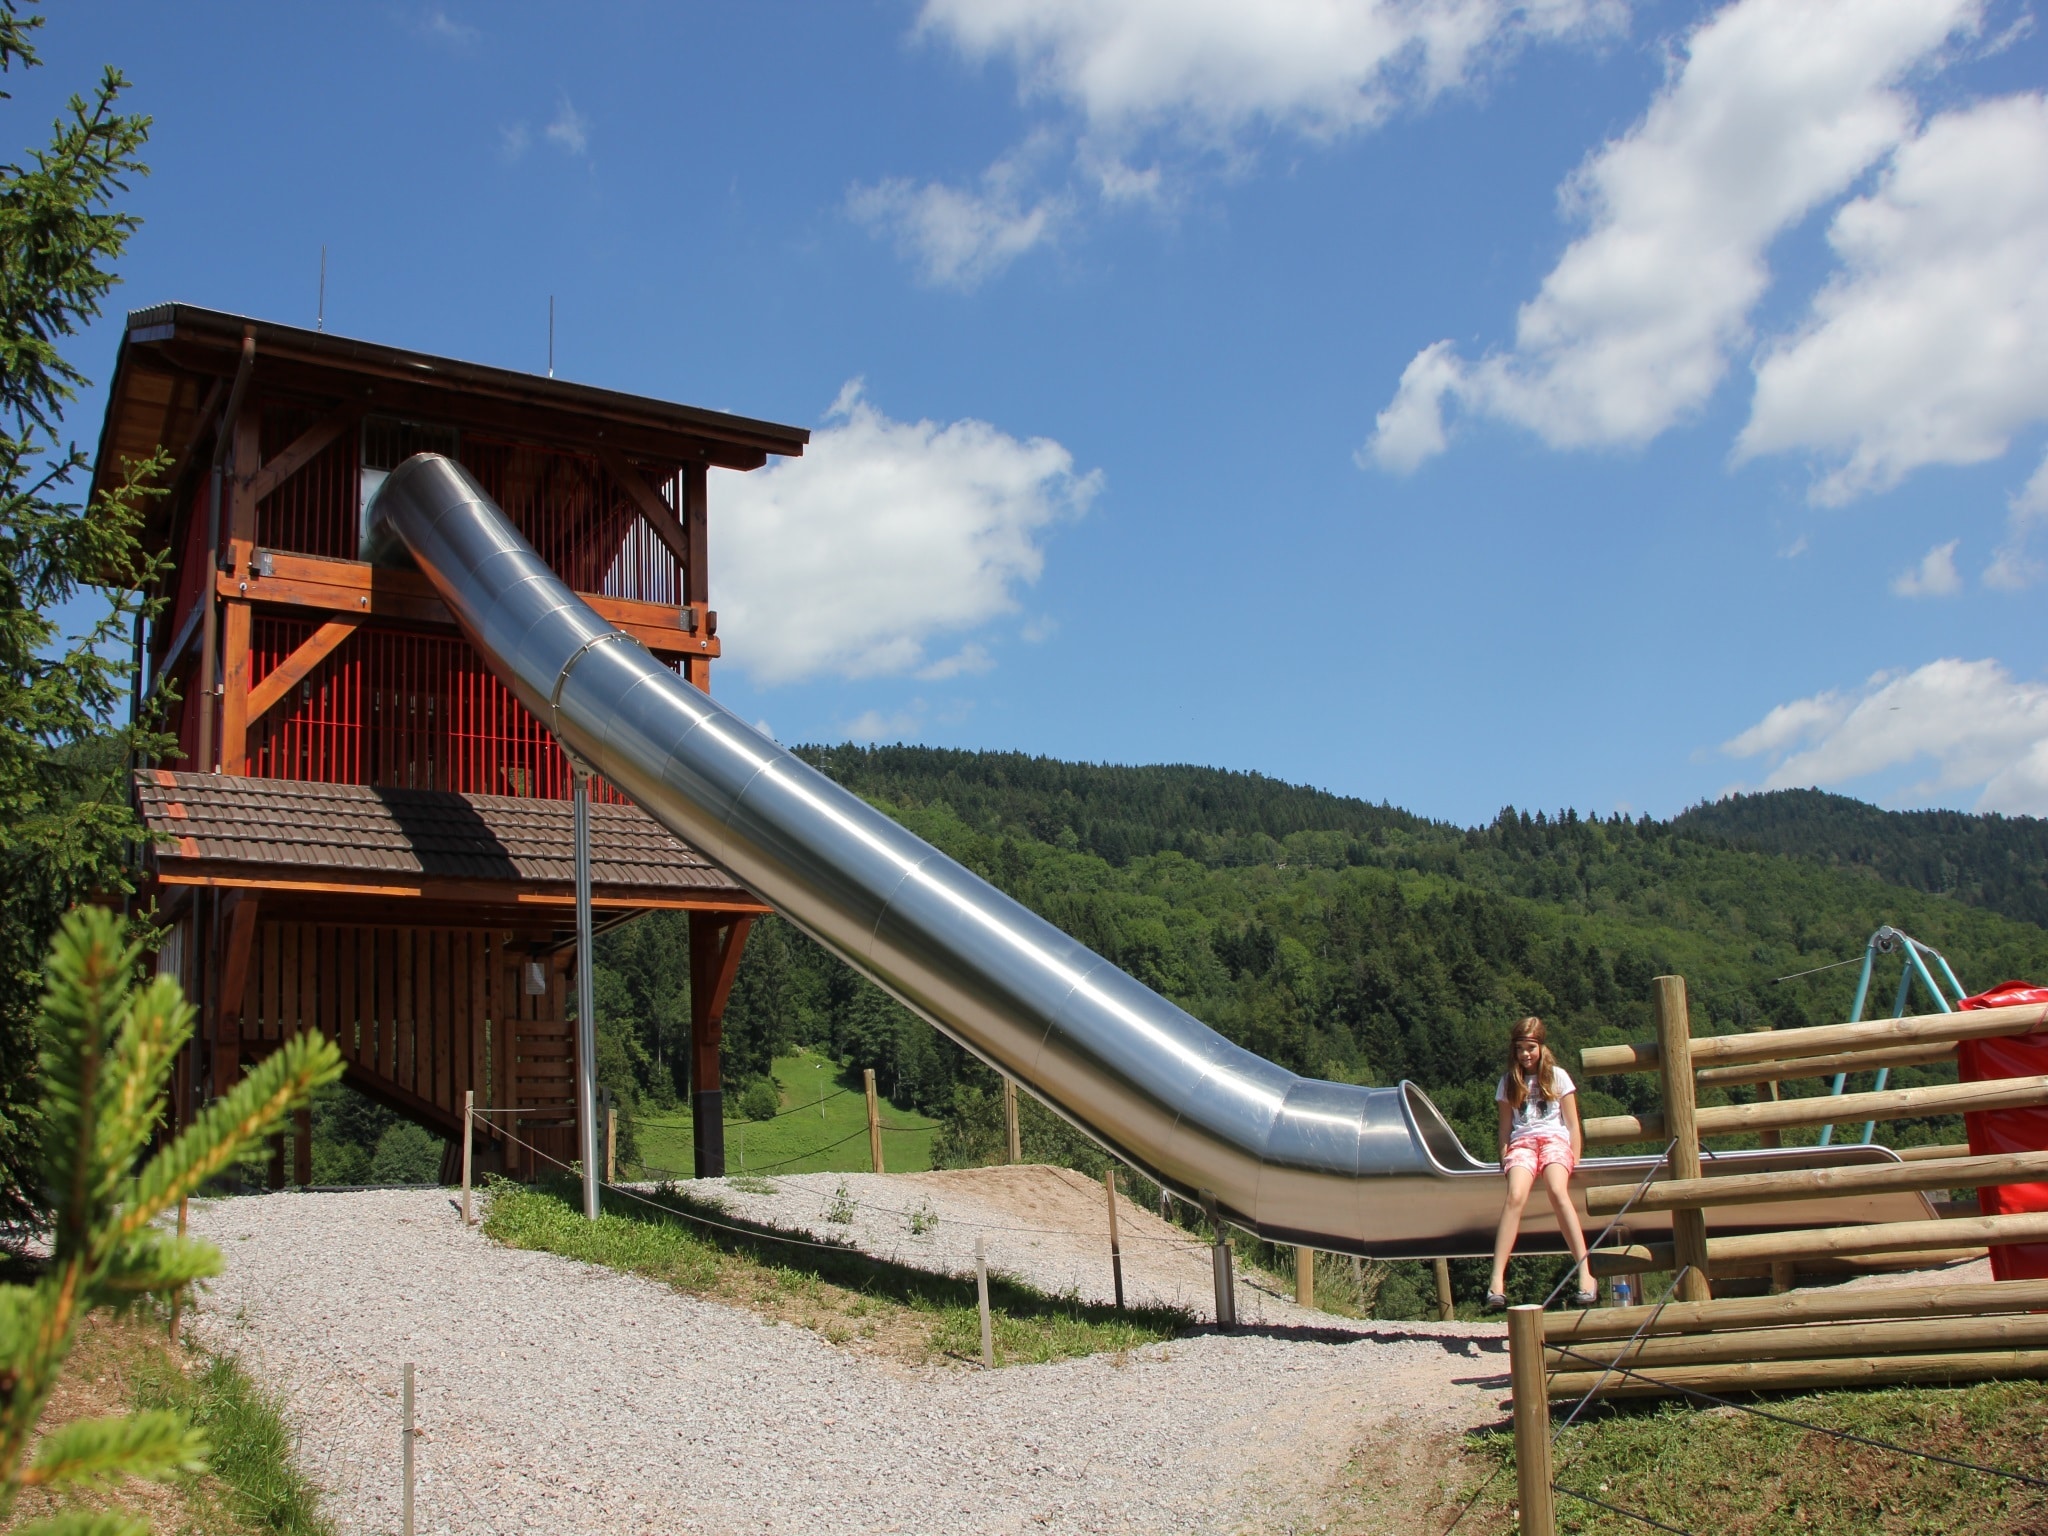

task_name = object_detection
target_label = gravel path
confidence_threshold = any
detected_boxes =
[185,1189,1509,1536]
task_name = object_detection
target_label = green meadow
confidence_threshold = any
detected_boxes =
[628,1046,942,1179]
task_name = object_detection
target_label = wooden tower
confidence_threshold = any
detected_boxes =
[92,305,808,1183]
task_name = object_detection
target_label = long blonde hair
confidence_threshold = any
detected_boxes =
[1502,1016,1558,1111]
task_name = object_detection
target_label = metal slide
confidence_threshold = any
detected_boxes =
[371,455,1932,1258]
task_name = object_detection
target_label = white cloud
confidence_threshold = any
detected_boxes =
[1987,451,2048,588]
[545,96,589,156]
[712,381,1099,685]
[840,706,927,743]
[420,9,477,45]
[917,644,995,681]
[862,1,1623,286]
[1721,657,2048,813]
[848,142,1069,290]
[918,0,1624,142]
[1738,92,2048,504]
[498,123,530,162]
[1891,539,1962,598]
[1366,0,1979,471]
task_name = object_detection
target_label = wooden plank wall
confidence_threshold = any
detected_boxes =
[234,921,580,1176]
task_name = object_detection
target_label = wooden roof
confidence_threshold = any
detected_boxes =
[92,303,809,547]
[136,770,768,916]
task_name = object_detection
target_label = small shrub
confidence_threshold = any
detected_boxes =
[825,1180,857,1224]
[740,1079,780,1122]
[906,1198,939,1235]
[368,1121,443,1184]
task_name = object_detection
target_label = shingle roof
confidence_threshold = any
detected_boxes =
[136,771,760,903]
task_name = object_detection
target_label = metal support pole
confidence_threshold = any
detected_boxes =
[1202,1191,1236,1328]
[573,765,600,1221]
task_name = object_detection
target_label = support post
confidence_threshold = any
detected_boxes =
[1434,1256,1456,1322]
[1654,975,1711,1303]
[1295,1245,1314,1310]
[688,912,753,1178]
[864,1068,883,1174]
[401,1361,415,1536]
[975,1232,994,1368]
[604,1087,617,1184]
[573,766,600,1221]
[1202,1192,1237,1328]
[1106,1170,1127,1310]
[461,1090,474,1225]
[1507,1306,1555,1536]
[1003,1075,1021,1164]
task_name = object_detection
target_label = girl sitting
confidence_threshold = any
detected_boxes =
[1485,1016,1595,1309]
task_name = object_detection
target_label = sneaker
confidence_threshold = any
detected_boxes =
[1484,1290,1507,1312]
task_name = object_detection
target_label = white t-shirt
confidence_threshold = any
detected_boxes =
[1496,1065,1577,1141]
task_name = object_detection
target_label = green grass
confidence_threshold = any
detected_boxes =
[130,1340,332,1536]
[482,1174,1193,1366]
[1430,1379,2048,1535]
[630,1048,941,1178]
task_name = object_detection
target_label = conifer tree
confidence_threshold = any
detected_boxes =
[0,908,341,1533]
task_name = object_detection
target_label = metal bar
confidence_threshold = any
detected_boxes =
[573,764,599,1221]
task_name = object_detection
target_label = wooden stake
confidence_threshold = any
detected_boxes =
[1434,1256,1455,1322]
[1507,1306,1555,1536]
[1653,976,1710,1303]
[604,1088,617,1183]
[1003,1076,1021,1164]
[975,1232,994,1368]
[864,1068,883,1174]
[401,1361,415,1536]
[1295,1245,1314,1310]
[169,1196,187,1343]
[461,1090,474,1226]
[1105,1169,1126,1310]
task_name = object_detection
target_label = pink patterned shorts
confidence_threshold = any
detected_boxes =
[1502,1135,1576,1176]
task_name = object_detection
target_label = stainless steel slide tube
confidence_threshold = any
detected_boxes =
[370,455,1931,1257]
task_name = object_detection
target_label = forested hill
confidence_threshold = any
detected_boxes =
[591,745,2048,1170]
[1671,788,2048,929]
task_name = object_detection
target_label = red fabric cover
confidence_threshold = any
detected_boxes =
[1955,981,2048,1281]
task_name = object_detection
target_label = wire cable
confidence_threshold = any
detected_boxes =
[1537,1138,1679,1312]
[1551,1483,1696,1534]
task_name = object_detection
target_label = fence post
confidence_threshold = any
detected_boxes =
[1506,1306,1555,1536]
[1655,975,1712,1304]
[1105,1169,1126,1310]
[864,1068,884,1174]
[1294,1246,1314,1310]
[169,1196,187,1343]
[1434,1256,1455,1322]
[461,1091,474,1226]
[603,1087,616,1184]
[401,1360,416,1536]
[1003,1076,1021,1164]
[975,1232,994,1368]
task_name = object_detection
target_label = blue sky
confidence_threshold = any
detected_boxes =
[32,0,2048,826]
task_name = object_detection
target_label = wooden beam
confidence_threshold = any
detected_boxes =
[152,867,770,913]
[1694,1039,1957,1089]
[246,403,360,506]
[218,599,252,773]
[216,552,717,658]
[1655,976,1711,1302]
[1544,1274,2048,1343]
[682,461,710,692]
[596,444,692,570]
[1584,1149,2048,1214]
[1584,1073,2048,1145]
[1592,1209,2048,1273]
[245,618,359,724]
[1546,1347,2048,1401]
[216,891,260,1088]
[1548,1311,2048,1372]
[1583,999,2048,1076]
